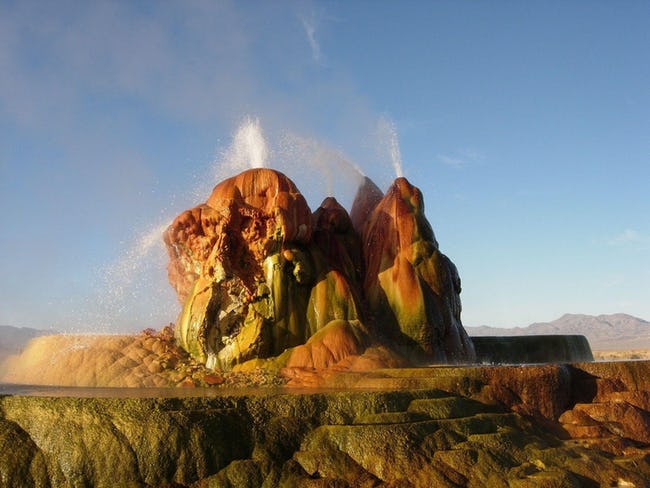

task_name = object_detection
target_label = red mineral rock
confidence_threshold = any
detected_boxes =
[311,197,363,284]
[164,168,475,370]
[164,168,369,370]
[350,176,384,236]
[361,177,475,363]
[206,167,313,246]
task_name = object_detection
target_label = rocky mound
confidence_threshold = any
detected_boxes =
[0,328,286,388]
[1,328,203,388]
[164,168,474,371]
[165,168,367,372]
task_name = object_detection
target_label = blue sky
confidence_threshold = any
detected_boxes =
[1,1,648,333]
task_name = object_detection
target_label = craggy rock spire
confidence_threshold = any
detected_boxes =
[361,177,476,363]
[350,176,384,237]
[164,168,474,370]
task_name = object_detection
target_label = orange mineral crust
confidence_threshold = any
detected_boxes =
[164,168,474,370]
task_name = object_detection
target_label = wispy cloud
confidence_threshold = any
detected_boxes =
[438,155,465,168]
[0,1,390,332]
[437,149,484,169]
[300,13,321,62]
[0,2,254,128]
[607,229,648,247]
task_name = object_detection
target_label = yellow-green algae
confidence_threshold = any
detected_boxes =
[1,373,649,487]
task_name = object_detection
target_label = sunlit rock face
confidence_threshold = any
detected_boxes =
[165,168,474,370]
[164,168,312,303]
[357,177,476,363]
[164,169,366,370]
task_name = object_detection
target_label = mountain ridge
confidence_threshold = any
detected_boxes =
[466,313,650,350]
[0,325,55,358]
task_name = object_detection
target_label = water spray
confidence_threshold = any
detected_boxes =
[277,132,366,208]
[226,116,269,170]
[377,115,404,178]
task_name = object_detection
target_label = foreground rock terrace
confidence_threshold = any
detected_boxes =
[1,359,649,487]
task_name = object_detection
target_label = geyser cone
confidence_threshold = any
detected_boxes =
[311,197,363,286]
[164,168,313,301]
[164,167,474,370]
[350,176,384,236]
[362,177,475,363]
[164,168,367,370]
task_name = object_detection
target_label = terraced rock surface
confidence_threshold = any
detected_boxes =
[1,361,649,487]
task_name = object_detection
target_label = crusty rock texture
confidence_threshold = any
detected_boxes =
[1,360,649,487]
[357,177,475,363]
[164,168,368,371]
[349,175,384,235]
[164,168,475,370]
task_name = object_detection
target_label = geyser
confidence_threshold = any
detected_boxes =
[164,166,475,371]
[226,116,269,170]
[377,115,404,178]
[1,122,595,388]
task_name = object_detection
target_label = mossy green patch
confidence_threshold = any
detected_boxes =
[0,418,50,488]
[408,396,492,419]
[195,459,263,488]
[1,371,648,488]
[353,411,429,424]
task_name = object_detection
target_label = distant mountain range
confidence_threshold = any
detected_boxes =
[0,326,54,361]
[466,313,650,351]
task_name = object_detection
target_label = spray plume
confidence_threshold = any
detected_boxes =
[225,116,269,169]
[377,116,404,178]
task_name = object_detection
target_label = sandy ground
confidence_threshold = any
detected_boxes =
[593,349,650,361]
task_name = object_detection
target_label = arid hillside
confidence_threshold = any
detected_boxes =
[467,313,650,352]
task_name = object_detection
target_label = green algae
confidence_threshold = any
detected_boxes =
[1,378,649,487]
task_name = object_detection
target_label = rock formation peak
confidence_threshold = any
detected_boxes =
[206,168,312,244]
[350,176,384,236]
[164,167,475,370]
[361,176,474,363]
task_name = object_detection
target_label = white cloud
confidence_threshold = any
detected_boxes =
[0,2,254,129]
[438,155,465,168]
[607,229,647,247]
[300,13,321,62]
[437,148,484,169]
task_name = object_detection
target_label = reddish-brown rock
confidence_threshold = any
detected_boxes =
[164,169,370,370]
[361,177,475,363]
[558,361,650,449]
[284,319,365,370]
[164,168,475,370]
[165,168,312,302]
[350,176,384,236]
[164,205,218,303]
[311,197,363,286]
[480,364,572,420]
